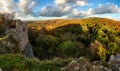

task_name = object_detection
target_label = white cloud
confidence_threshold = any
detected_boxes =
[0,0,15,13]
[66,3,120,18]
[40,5,63,17]
[0,0,38,19]
[72,9,80,15]
[68,9,86,18]
[76,1,86,6]
[40,0,88,17]
[60,5,72,12]
[39,4,72,17]
[55,0,87,6]
[39,1,120,19]
[55,0,66,5]
[86,8,93,15]
[17,0,38,16]
[92,3,120,14]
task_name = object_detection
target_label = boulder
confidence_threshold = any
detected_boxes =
[116,54,120,58]
[109,55,116,62]
[0,68,2,71]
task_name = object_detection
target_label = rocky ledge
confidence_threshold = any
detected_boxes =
[61,54,120,71]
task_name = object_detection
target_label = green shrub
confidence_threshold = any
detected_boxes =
[107,42,119,55]
[33,35,59,59]
[58,41,77,57]
[0,54,25,70]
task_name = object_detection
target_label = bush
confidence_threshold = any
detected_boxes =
[97,45,107,60]
[74,41,91,58]
[58,41,77,57]
[90,40,108,61]
[33,35,59,59]
[107,42,119,55]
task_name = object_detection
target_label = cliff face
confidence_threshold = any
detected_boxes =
[14,20,34,57]
[0,18,34,57]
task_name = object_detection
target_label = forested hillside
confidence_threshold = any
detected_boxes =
[28,17,120,61]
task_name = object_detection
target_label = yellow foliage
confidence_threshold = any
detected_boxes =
[27,17,120,31]
[97,45,107,60]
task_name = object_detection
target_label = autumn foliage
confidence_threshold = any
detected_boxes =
[27,17,120,61]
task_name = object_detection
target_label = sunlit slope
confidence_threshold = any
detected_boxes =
[28,17,120,31]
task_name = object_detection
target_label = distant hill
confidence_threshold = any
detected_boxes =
[27,17,120,31]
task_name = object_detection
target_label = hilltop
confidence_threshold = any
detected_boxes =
[28,17,120,31]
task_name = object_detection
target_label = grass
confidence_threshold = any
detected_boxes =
[0,54,71,71]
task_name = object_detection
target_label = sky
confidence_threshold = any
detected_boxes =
[0,0,120,20]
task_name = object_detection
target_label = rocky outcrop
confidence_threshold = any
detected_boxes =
[0,68,2,71]
[15,20,34,57]
[61,55,120,71]
[22,42,34,58]
[9,20,34,57]
[0,16,34,57]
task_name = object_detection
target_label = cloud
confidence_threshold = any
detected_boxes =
[17,0,38,16]
[55,0,66,5]
[68,3,120,18]
[86,8,93,15]
[59,5,72,12]
[39,1,120,19]
[40,5,63,17]
[68,9,84,18]
[55,0,87,6]
[40,0,88,17]
[76,1,86,6]
[0,0,38,16]
[39,2,73,17]
[0,0,15,13]
[91,3,120,14]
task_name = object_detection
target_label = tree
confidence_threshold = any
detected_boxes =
[58,41,77,57]
[90,40,107,61]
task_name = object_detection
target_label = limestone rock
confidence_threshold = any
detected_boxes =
[12,20,34,57]
[116,54,120,58]
[0,17,34,57]
[22,42,34,58]
[109,55,116,62]
[0,68,2,71]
